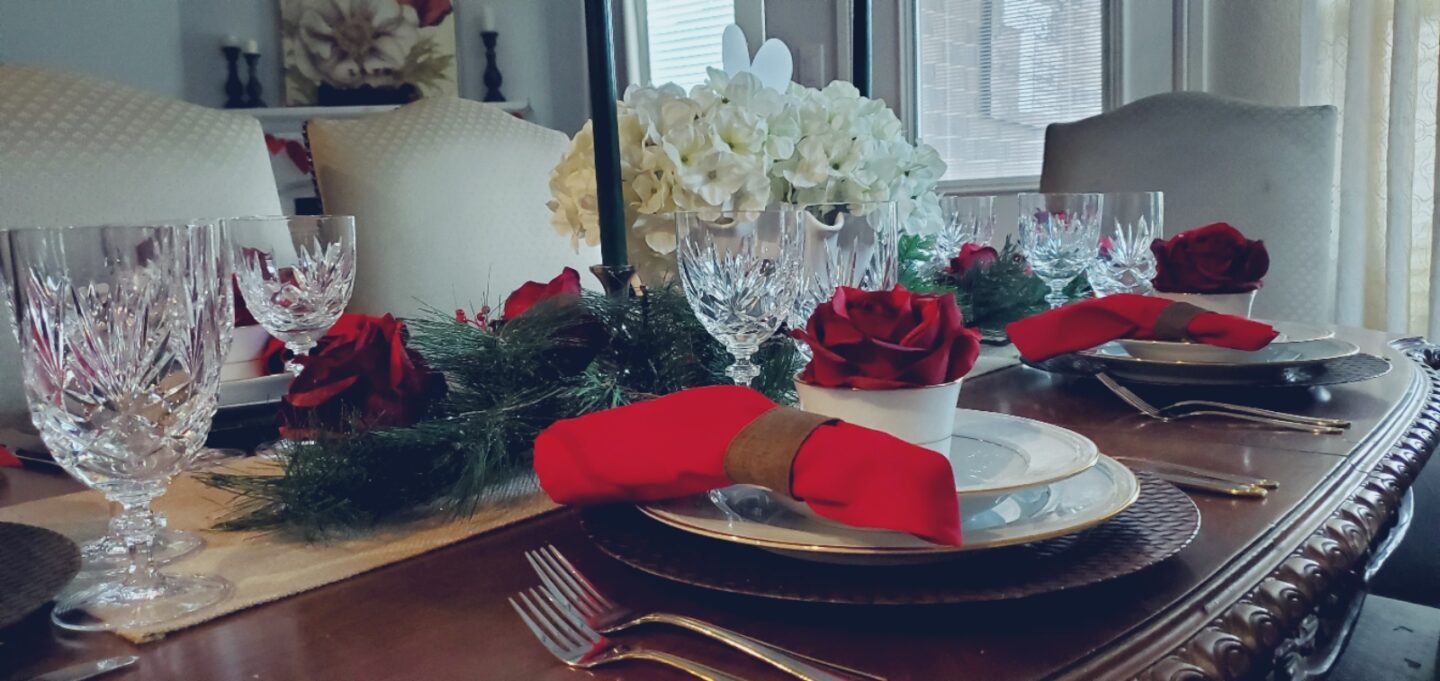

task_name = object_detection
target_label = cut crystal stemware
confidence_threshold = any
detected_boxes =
[2,223,234,630]
[1018,193,1104,309]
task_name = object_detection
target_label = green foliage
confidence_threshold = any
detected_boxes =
[898,234,1088,336]
[201,287,801,538]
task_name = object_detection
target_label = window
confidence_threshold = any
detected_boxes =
[915,0,1107,184]
[630,0,737,90]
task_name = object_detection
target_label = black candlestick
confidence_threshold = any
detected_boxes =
[853,0,872,97]
[244,53,267,108]
[222,46,246,109]
[481,31,505,102]
[583,0,629,275]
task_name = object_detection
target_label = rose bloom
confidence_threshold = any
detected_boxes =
[503,267,583,320]
[792,286,981,389]
[277,314,445,437]
[1151,222,1269,294]
[946,243,999,278]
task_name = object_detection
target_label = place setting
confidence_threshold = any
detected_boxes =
[2,5,1434,680]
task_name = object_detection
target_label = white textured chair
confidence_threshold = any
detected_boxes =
[0,64,281,432]
[306,97,599,317]
[1040,92,1338,323]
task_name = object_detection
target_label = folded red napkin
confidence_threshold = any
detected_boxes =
[0,445,18,468]
[1006,294,1279,362]
[534,385,962,545]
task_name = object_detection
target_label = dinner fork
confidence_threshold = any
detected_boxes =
[511,586,744,680]
[1096,373,1348,434]
[527,545,883,681]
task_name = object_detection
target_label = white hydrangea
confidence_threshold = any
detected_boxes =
[547,70,946,285]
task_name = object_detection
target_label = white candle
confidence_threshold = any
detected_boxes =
[243,39,260,55]
[480,4,497,32]
[223,34,240,48]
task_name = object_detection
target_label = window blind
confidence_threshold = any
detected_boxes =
[917,0,1105,182]
[643,0,737,90]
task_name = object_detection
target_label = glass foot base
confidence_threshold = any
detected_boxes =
[51,572,231,631]
[80,528,203,574]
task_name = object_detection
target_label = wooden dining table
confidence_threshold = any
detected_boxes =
[2,327,1436,681]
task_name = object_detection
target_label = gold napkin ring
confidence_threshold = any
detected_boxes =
[1153,301,1209,341]
[723,406,838,499]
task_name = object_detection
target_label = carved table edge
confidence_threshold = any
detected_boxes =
[1066,339,1439,681]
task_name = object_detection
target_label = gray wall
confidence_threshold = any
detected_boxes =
[0,0,588,133]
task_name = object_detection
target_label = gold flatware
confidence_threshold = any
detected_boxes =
[1097,373,1348,434]
[1115,457,1279,490]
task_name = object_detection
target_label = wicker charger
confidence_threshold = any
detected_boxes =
[0,521,81,629]
[581,471,1199,605]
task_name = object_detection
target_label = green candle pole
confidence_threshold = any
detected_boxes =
[853,0,872,97]
[583,0,634,295]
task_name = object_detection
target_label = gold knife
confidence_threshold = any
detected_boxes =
[1153,471,1268,498]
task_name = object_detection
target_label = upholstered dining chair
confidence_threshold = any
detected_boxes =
[0,64,282,434]
[306,97,599,318]
[1040,92,1338,323]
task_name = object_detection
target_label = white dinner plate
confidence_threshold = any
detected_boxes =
[218,373,291,409]
[1084,336,1358,370]
[944,409,1099,496]
[639,455,1139,565]
[1111,321,1335,364]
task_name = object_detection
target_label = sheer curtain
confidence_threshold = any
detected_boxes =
[1298,0,1440,335]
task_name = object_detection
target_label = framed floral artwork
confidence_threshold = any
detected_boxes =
[280,0,457,106]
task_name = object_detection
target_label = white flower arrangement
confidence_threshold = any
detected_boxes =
[548,67,946,285]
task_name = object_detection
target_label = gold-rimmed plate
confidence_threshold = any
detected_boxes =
[1083,336,1359,371]
[638,454,1139,565]
[1112,320,1336,364]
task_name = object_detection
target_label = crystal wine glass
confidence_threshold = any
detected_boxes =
[1017,193,1104,309]
[1088,191,1163,297]
[790,202,898,356]
[226,215,356,376]
[934,195,996,262]
[0,225,219,574]
[3,223,233,630]
[675,208,803,386]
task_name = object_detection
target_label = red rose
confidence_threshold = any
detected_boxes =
[276,314,445,437]
[791,286,981,389]
[1151,223,1269,294]
[946,244,999,277]
[503,268,583,320]
[397,0,453,27]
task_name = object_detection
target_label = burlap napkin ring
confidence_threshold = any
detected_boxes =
[723,406,838,499]
[1151,301,1209,341]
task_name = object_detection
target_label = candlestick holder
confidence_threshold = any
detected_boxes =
[222,46,246,109]
[481,31,505,102]
[244,53,267,108]
[590,264,638,298]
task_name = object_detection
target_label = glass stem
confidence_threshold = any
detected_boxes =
[1044,280,1071,309]
[115,495,162,590]
[726,342,762,387]
[284,340,316,376]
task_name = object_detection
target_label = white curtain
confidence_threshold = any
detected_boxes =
[1298,0,1440,336]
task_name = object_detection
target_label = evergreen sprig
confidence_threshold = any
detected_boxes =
[202,286,801,538]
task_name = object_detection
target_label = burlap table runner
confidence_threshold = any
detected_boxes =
[0,462,557,642]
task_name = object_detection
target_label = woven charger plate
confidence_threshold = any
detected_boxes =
[0,521,81,629]
[581,472,1199,605]
[1028,352,1391,388]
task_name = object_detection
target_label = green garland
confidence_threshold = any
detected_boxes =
[898,234,1090,335]
[202,287,801,538]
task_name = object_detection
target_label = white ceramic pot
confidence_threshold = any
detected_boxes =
[221,325,273,381]
[1150,290,1257,318]
[793,378,962,458]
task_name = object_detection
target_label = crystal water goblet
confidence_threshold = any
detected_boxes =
[790,201,899,346]
[675,208,803,386]
[3,223,233,630]
[933,195,996,263]
[226,215,356,376]
[1017,193,1104,309]
[0,224,226,575]
[1089,191,1163,297]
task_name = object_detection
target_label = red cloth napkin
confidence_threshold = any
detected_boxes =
[0,445,18,467]
[1006,294,1279,362]
[534,385,962,545]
